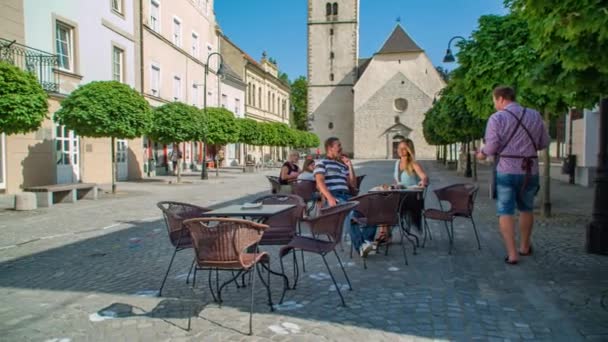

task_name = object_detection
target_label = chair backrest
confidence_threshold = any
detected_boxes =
[290,180,317,202]
[157,201,211,247]
[266,176,281,194]
[350,191,401,226]
[434,183,479,216]
[312,201,359,243]
[183,218,268,268]
[253,194,306,229]
[356,175,366,189]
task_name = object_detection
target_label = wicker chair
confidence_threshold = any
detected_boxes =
[422,183,480,254]
[349,174,366,196]
[156,201,211,296]
[290,180,318,216]
[279,201,359,306]
[349,191,406,268]
[183,217,272,335]
[266,175,292,194]
[253,194,306,297]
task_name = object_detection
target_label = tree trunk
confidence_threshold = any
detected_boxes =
[472,139,478,182]
[436,146,439,161]
[111,137,116,194]
[541,111,552,218]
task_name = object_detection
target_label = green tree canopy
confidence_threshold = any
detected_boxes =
[237,118,262,145]
[290,76,308,130]
[205,107,239,145]
[508,0,608,106]
[148,102,204,144]
[55,81,151,138]
[0,61,48,135]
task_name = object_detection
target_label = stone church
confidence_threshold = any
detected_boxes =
[307,1,445,159]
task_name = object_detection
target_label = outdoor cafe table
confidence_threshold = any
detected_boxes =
[200,203,296,301]
[200,204,295,223]
[369,186,425,253]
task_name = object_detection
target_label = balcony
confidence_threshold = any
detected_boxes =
[0,38,59,93]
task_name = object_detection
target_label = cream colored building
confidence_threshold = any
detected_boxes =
[141,0,221,174]
[307,0,445,158]
[0,0,145,195]
[220,34,290,164]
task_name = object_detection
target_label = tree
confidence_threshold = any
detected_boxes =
[55,81,151,193]
[435,66,450,83]
[0,61,48,135]
[237,118,262,146]
[148,102,203,183]
[205,107,239,174]
[507,0,608,252]
[149,103,205,144]
[290,76,308,130]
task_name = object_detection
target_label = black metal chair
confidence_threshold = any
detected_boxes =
[422,183,480,254]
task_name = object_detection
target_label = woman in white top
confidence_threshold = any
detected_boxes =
[297,159,316,181]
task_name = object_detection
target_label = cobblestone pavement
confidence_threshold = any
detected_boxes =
[0,161,606,341]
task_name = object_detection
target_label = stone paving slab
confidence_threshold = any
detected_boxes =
[0,160,606,341]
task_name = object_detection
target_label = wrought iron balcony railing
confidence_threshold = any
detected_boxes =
[0,38,59,92]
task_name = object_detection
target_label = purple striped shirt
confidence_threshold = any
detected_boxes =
[482,102,550,175]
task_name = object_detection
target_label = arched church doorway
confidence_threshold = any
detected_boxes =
[381,123,412,159]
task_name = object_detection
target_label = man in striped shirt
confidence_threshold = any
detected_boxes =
[314,137,375,257]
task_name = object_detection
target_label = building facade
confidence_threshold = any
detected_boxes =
[141,0,221,174]
[307,0,444,159]
[220,34,290,164]
[0,0,145,194]
[220,62,246,166]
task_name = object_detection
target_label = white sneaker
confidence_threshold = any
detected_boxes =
[359,241,374,258]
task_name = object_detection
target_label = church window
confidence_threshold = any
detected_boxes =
[332,3,338,16]
[394,98,408,112]
[326,3,332,16]
[330,73,334,81]
[330,52,335,59]
[252,84,256,106]
[328,122,334,129]
[329,28,334,35]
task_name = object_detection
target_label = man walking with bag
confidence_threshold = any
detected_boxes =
[477,86,550,264]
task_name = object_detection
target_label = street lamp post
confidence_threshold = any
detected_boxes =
[442,36,473,178]
[201,52,224,180]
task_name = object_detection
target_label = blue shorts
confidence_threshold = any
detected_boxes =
[496,173,539,216]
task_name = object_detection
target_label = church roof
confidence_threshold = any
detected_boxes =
[377,24,423,54]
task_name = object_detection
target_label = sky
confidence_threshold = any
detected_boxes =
[215,1,508,81]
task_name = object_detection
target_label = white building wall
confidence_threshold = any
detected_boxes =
[24,0,137,88]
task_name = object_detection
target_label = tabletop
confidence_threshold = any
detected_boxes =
[201,204,295,218]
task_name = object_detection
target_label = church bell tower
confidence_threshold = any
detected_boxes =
[307,0,359,153]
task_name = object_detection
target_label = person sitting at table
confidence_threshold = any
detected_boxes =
[297,159,315,181]
[394,139,429,188]
[279,151,300,185]
[376,139,429,244]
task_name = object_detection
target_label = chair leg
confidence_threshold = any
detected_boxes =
[218,269,244,304]
[249,267,256,336]
[321,254,346,306]
[446,221,454,255]
[158,246,179,296]
[333,250,353,291]
[255,263,274,310]
[292,250,300,290]
[192,266,198,289]
[471,216,481,250]
[207,268,218,303]
[186,259,195,284]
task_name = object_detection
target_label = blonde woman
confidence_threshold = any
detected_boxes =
[394,139,428,187]
[377,139,429,244]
